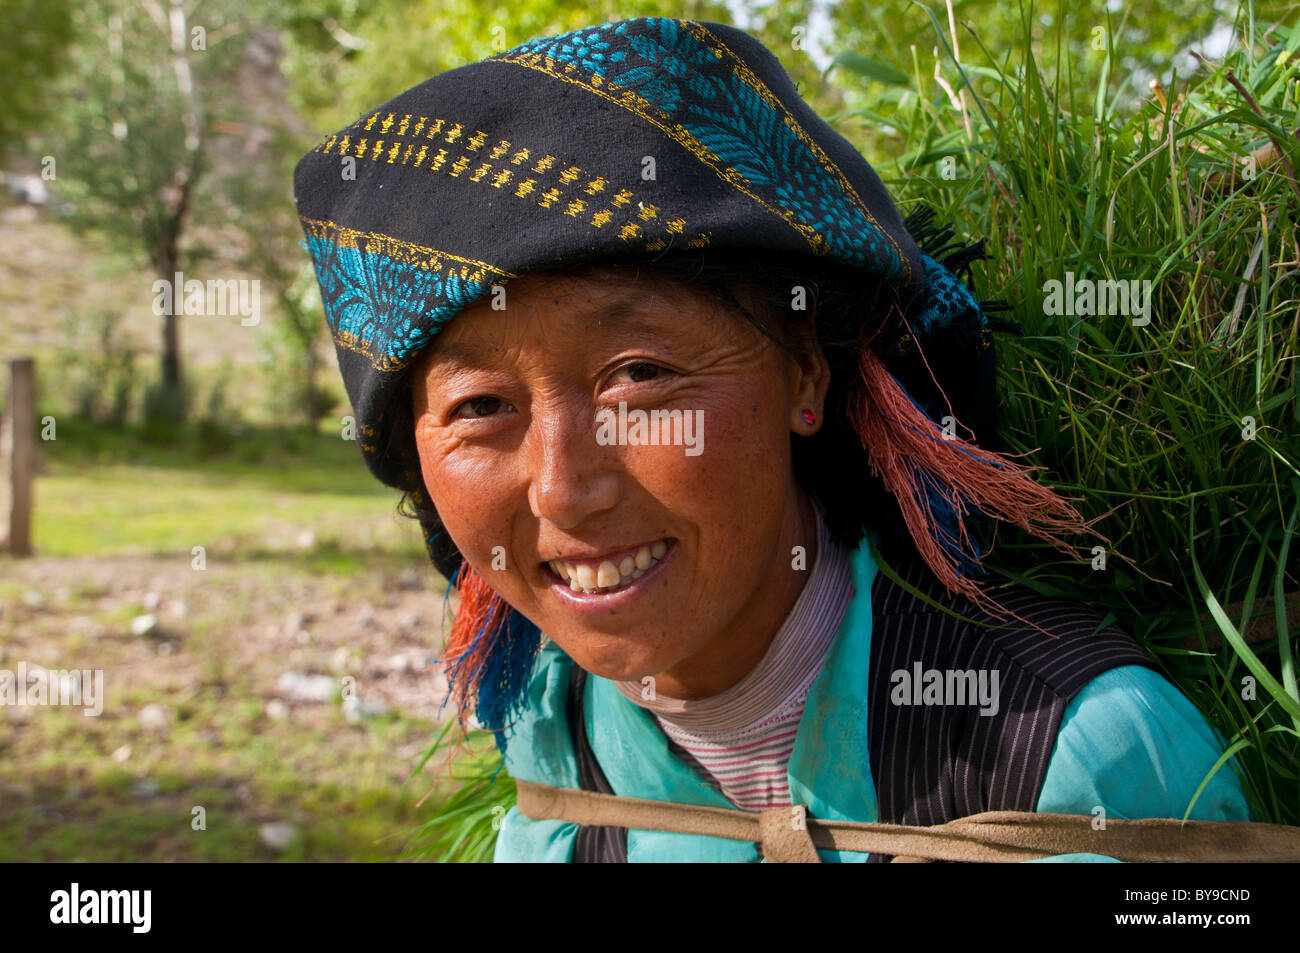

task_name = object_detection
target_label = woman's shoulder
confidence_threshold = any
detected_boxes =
[1040,663,1254,822]
[867,552,1157,696]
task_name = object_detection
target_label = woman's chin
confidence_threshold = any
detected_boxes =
[555,638,668,683]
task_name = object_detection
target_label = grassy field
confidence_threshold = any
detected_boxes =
[0,420,468,861]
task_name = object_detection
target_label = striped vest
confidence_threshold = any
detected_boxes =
[564,552,1157,862]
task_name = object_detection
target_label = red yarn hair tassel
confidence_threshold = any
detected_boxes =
[850,345,1116,634]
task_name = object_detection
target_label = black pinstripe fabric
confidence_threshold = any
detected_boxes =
[864,555,1157,862]
[566,664,628,863]
[562,554,1158,863]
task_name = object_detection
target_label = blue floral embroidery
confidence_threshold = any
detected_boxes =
[497,18,905,280]
[305,233,494,369]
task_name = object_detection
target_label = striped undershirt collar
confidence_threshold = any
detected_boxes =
[612,502,853,736]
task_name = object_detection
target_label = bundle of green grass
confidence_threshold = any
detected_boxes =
[402,3,1299,861]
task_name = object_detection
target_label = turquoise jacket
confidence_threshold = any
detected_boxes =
[495,535,1252,862]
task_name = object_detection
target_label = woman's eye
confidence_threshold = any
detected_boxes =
[452,395,514,419]
[611,361,668,385]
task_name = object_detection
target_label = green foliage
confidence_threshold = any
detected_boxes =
[849,0,1300,825]
[826,0,1299,150]
[49,307,139,426]
[141,377,192,434]
[397,721,514,863]
[0,0,77,163]
[280,0,842,135]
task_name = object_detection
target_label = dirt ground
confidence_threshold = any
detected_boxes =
[0,550,471,861]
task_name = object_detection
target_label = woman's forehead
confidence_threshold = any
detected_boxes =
[426,268,732,354]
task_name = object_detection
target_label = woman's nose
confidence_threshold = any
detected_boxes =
[525,404,622,529]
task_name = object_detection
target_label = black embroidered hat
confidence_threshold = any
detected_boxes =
[292,16,992,492]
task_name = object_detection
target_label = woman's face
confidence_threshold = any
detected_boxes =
[411,269,830,699]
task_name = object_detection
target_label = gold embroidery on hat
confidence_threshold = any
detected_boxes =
[309,118,698,253]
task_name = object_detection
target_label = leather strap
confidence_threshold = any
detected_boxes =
[515,779,1300,862]
[758,805,822,863]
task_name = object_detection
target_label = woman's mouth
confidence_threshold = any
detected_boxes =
[544,538,674,597]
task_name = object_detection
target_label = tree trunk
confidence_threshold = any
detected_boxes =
[160,269,181,393]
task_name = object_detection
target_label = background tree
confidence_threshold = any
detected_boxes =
[45,0,254,422]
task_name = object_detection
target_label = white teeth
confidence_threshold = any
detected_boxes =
[596,561,620,588]
[550,539,671,593]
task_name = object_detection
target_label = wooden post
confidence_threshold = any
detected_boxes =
[2,356,35,556]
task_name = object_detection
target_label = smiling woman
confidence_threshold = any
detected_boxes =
[293,17,1256,862]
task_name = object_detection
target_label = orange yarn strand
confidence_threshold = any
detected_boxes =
[850,346,1114,635]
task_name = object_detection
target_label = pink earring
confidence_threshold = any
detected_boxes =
[800,409,816,425]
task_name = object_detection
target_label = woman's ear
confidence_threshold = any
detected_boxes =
[787,315,831,435]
